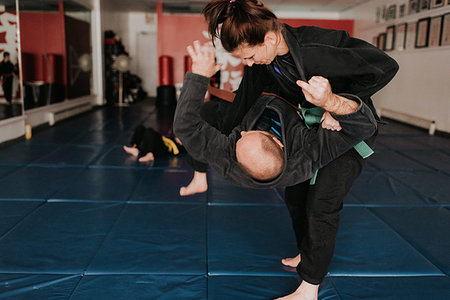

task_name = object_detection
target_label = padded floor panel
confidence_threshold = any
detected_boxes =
[53,167,144,201]
[71,275,206,300]
[31,145,106,167]
[208,171,283,205]
[350,171,428,205]
[27,128,83,145]
[370,206,450,275]
[0,166,21,179]
[0,166,82,200]
[367,149,431,171]
[386,170,450,204]
[378,120,427,136]
[330,207,443,276]
[130,169,205,203]
[92,146,191,169]
[0,201,43,237]
[402,150,450,174]
[208,276,339,300]
[208,205,297,276]
[69,130,126,146]
[0,202,124,273]
[0,274,81,299]
[87,204,206,275]
[0,143,58,165]
[92,146,151,168]
[330,276,450,300]
[376,136,441,151]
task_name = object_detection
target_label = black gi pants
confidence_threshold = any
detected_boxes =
[285,134,376,285]
[2,76,13,104]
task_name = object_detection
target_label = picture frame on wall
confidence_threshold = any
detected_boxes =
[409,0,420,14]
[431,0,444,8]
[399,4,407,17]
[378,33,387,50]
[376,7,382,23]
[428,15,443,46]
[415,17,431,48]
[406,22,417,49]
[373,36,378,46]
[441,13,450,45]
[387,5,397,20]
[385,25,396,51]
[420,0,431,11]
[395,23,408,50]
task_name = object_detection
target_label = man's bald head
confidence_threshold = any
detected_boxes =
[236,131,284,181]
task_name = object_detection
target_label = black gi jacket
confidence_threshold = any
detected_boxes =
[222,25,399,134]
[174,72,377,189]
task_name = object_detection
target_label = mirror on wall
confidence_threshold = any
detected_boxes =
[0,0,23,120]
[18,0,92,110]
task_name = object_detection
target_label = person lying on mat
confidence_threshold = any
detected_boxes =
[123,125,181,162]
[174,42,377,188]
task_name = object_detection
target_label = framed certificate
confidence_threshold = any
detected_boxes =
[378,33,387,50]
[395,23,408,50]
[420,0,431,10]
[386,25,396,51]
[406,22,417,49]
[429,15,443,46]
[431,0,445,8]
[399,4,407,17]
[409,0,420,14]
[415,17,431,48]
[441,13,450,45]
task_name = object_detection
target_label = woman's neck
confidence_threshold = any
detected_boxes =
[276,31,289,56]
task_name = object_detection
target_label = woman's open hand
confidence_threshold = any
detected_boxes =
[186,40,222,78]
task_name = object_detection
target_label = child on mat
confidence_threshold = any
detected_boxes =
[123,125,208,197]
[123,125,181,162]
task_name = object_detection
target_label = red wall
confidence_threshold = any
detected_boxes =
[19,12,66,82]
[157,12,209,85]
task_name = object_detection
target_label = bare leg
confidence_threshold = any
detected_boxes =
[138,152,155,162]
[123,145,139,157]
[179,171,208,196]
[275,281,318,300]
[282,253,301,268]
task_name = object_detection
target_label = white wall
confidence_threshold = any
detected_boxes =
[100,3,158,97]
[127,12,158,97]
[100,0,130,48]
[351,0,450,133]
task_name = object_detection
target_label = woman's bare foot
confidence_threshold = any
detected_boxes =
[138,152,155,162]
[180,171,208,196]
[281,253,301,268]
[275,281,318,300]
[123,145,139,157]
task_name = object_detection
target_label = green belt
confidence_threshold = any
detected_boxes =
[301,107,374,185]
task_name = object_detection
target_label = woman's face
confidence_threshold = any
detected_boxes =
[232,36,278,67]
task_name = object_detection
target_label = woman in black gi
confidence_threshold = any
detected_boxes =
[199,0,399,299]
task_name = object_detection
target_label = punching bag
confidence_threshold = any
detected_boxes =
[156,55,176,107]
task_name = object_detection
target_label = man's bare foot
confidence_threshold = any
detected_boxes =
[138,152,155,162]
[282,254,301,268]
[180,171,208,196]
[123,145,139,157]
[275,281,318,300]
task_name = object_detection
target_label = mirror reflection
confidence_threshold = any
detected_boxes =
[18,0,92,110]
[0,0,22,120]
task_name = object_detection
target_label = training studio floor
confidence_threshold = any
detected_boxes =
[0,100,449,300]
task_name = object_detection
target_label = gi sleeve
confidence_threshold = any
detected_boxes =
[299,26,399,99]
[173,72,234,166]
